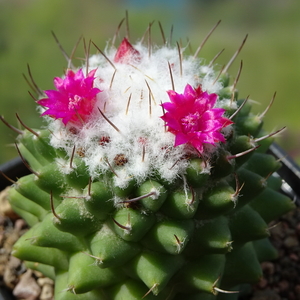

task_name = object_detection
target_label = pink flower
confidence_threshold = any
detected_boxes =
[38,69,101,126]
[161,84,233,153]
[114,38,141,64]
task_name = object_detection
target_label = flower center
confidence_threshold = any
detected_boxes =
[68,95,83,111]
[181,112,201,132]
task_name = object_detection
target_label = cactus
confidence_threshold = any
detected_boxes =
[2,20,295,300]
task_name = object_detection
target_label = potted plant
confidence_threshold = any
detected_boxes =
[0,19,299,300]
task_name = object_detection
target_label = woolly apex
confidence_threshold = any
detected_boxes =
[41,38,233,187]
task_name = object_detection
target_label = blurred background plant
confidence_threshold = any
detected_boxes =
[1,0,299,165]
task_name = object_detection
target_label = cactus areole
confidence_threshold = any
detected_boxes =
[5,21,295,300]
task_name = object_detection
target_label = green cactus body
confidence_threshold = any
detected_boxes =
[4,21,295,300]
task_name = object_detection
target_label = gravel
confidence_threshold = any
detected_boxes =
[243,205,300,300]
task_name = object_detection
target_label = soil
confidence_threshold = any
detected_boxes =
[0,186,299,300]
[242,206,300,300]
[0,187,54,300]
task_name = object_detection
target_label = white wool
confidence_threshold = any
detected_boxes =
[48,43,230,187]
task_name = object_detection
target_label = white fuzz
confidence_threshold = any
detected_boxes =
[48,43,229,187]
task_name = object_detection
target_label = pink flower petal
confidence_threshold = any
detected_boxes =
[174,132,189,147]
[114,38,141,64]
[161,84,233,154]
[37,68,101,126]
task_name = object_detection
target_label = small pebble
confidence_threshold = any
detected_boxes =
[261,262,275,275]
[278,279,289,292]
[3,256,22,289]
[15,218,27,231]
[252,288,281,300]
[40,283,54,300]
[284,236,299,248]
[37,277,54,286]
[257,277,268,289]
[290,253,299,261]
[33,270,44,279]
[0,187,19,220]
[13,269,41,300]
